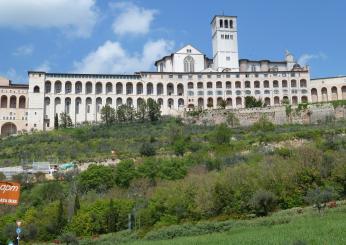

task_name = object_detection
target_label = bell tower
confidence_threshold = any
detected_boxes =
[211,15,239,72]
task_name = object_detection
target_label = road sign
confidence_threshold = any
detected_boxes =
[16,227,21,235]
[8,241,13,245]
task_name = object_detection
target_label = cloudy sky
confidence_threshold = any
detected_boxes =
[0,0,345,83]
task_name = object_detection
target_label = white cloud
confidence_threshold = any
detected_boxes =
[298,52,327,66]
[0,0,98,38]
[36,61,51,72]
[73,39,174,74]
[111,2,157,36]
[12,45,34,56]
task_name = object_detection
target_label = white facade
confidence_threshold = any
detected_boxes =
[0,15,345,135]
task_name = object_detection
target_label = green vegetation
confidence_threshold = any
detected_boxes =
[1,117,346,244]
[245,96,263,108]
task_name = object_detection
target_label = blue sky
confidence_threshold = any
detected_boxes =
[0,0,345,83]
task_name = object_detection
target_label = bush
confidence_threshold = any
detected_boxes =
[212,124,231,145]
[252,116,275,132]
[114,160,136,188]
[78,165,115,193]
[59,233,79,245]
[304,187,337,213]
[250,190,277,216]
[139,143,156,156]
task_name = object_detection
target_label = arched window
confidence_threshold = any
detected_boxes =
[136,82,143,94]
[245,81,251,88]
[167,83,174,95]
[19,96,26,109]
[216,81,222,88]
[157,83,163,95]
[96,97,102,113]
[188,82,194,89]
[86,98,92,113]
[54,81,62,93]
[65,98,71,114]
[106,97,112,105]
[273,80,279,88]
[254,81,260,88]
[75,81,82,94]
[86,82,93,94]
[219,19,223,28]
[106,83,113,94]
[75,97,82,114]
[116,83,123,94]
[147,83,153,95]
[177,84,184,96]
[34,86,40,93]
[197,82,203,89]
[96,82,102,94]
[116,98,122,107]
[10,96,16,108]
[126,83,133,95]
[224,19,228,28]
[184,56,195,72]
[45,81,51,93]
[229,20,233,28]
[65,81,72,94]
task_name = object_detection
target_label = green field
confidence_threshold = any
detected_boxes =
[81,204,346,245]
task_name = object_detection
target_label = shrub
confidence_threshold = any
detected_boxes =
[59,233,79,245]
[78,165,115,193]
[139,143,156,157]
[114,160,137,188]
[304,187,337,213]
[250,190,277,216]
[245,96,263,108]
[251,116,275,132]
[212,124,231,145]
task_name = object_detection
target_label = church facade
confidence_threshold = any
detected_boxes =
[0,15,345,135]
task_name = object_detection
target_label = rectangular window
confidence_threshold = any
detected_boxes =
[226,57,230,61]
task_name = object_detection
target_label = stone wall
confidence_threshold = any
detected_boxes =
[184,103,346,127]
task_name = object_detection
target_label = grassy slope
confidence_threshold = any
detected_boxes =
[129,207,346,245]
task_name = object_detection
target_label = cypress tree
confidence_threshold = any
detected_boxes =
[107,199,118,233]
[54,113,59,130]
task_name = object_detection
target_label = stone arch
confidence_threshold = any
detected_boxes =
[75,97,82,114]
[207,82,213,89]
[106,97,112,106]
[96,82,103,94]
[291,80,297,88]
[75,81,82,94]
[321,87,328,102]
[136,82,143,94]
[216,81,223,88]
[167,83,174,95]
[226,98,232,107]
[331,86,338,100]
[19,96,26,109]
[45,81,51,93]
[264,97,271,106]
[157,98,163,106]
[54,97,61,113]
[188,82,194,89]
[1,95,7,108]
[10,96,16,108]
[116,98,123,107]
[157,83,164,95]
[342,86,346,100]
[311,88,318,102]
[86,82,93,94]
[301,96,308,103]
[177,83,184,96]
[106,82,113,94]
[198,98,204,108]
[300,79,307,88]
[263,80,269,88]
[34,85,40,93]
[65,97,71,114]
[65,81,72,94]
[273,80,279,88]
[137,98,144,109]
[235,81,241,88]
[226,81,231,89]
[116,82,123,94]
[197,82,203,89]
[147,83,153,95]
[54,81,62,93]
[86,97,92,113]
[96,97,102,113]
[282,80,288,88]
[178,98,184,107]
[168,98,174,108]
[236,97,242,108]
[45,97,51,117]
[254,81,260,88]
[126,82,133,95]
[126,97,133,106]
[274,96,280,106]
[207,97,214,108]
[245,81,251,88]
[292,96,298,105]
[1,122,17,136]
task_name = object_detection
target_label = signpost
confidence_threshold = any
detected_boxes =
[16,221,21,245]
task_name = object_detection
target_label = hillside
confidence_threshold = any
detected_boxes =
[1,117,346,244]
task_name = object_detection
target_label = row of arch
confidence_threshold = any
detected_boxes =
[0,95,26,109]
[1,122,17,136]
[39,79,308,96]
[311,86,346,102]
[42,81,185,96]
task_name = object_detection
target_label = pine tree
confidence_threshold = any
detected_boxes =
[107,199,118,233]
[54,113,59,130]
[57,199,66,232]
[74,194,80,214]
